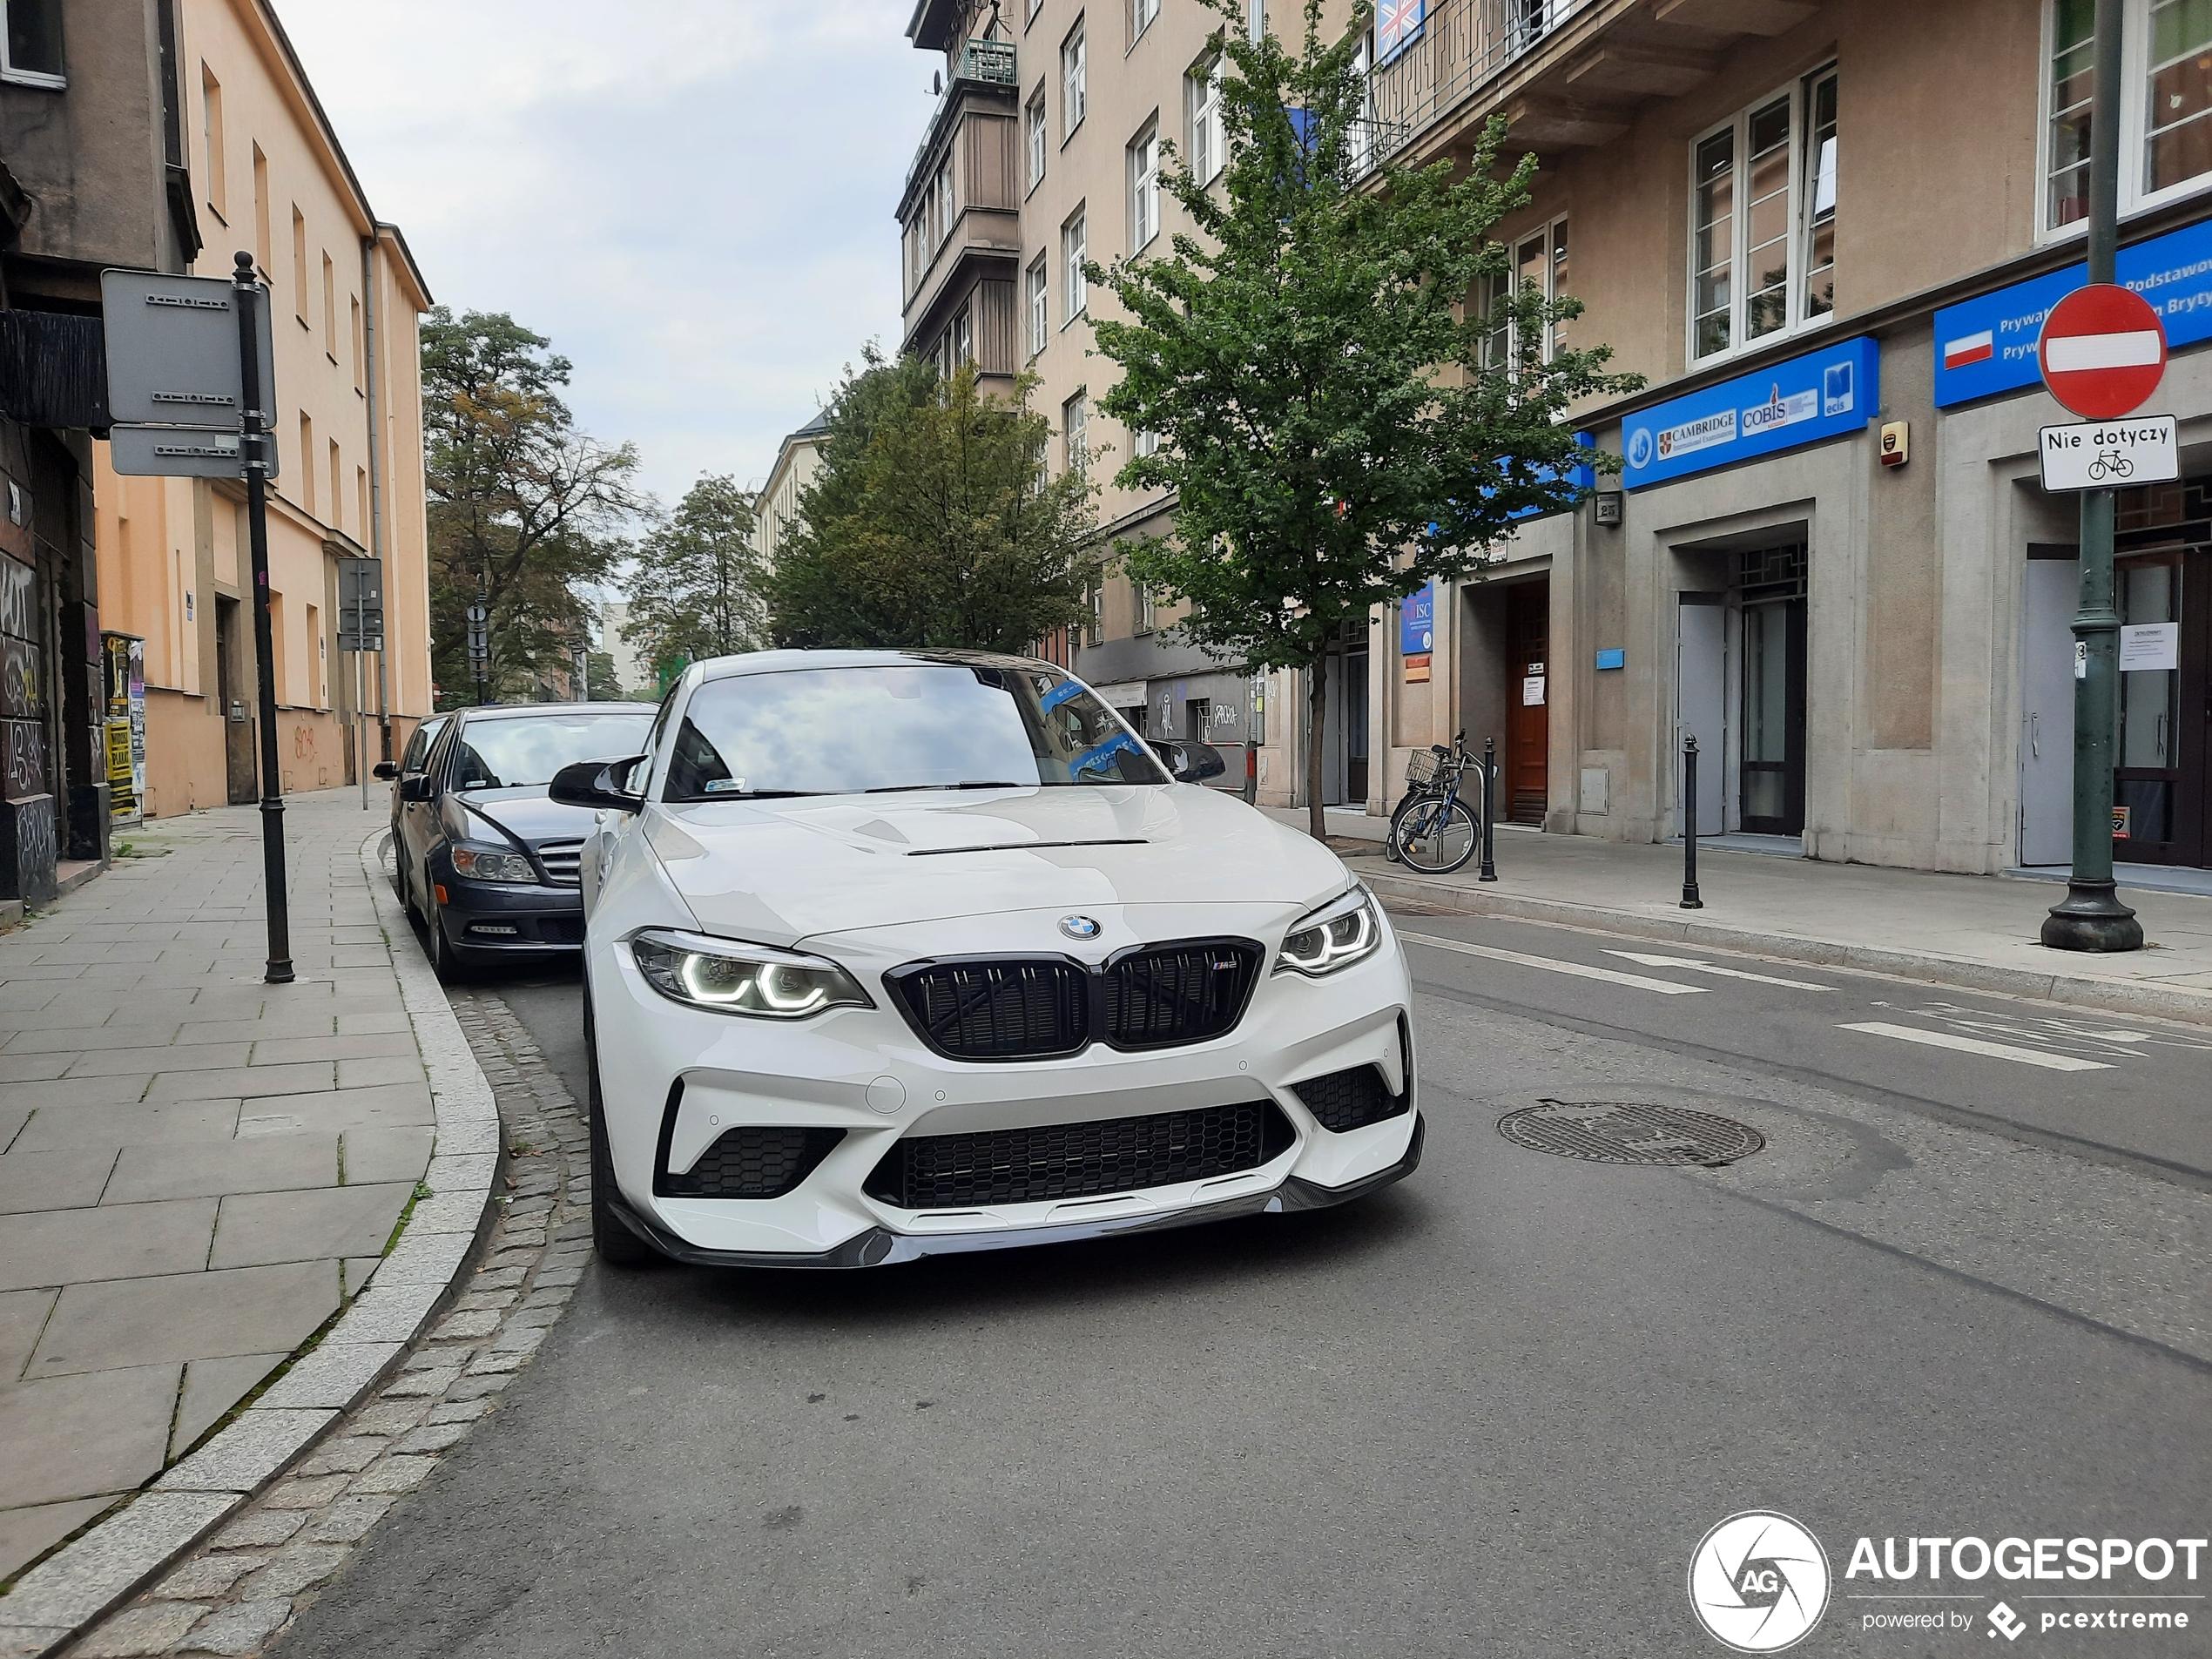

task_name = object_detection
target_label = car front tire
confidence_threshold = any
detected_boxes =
[583,984,659,1269]
[424,891,474,984]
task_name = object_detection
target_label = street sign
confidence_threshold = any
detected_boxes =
[2038,284,2167,418]
[2038,414,2178,491]
[98,270,275,434]
[106,427,246,479]
[337,558,383,653]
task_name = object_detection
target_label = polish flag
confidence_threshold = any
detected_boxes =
[1943,329,1994,370]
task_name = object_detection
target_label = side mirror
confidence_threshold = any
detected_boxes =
[372,761,398,781]
[397,773,434,802]
[550,753,646,813]
[1152,740,1227,784]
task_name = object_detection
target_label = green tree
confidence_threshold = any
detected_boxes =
[584,651,624,701]
[1086,0,1640,837]
[622,474,763,672]
[421,308,644,708]
[769,354,1101,653]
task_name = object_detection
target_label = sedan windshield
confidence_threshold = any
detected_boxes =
[664,664,1167,801]
[448,712,657,791]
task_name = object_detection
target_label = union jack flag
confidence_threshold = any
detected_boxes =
[1377,0,1424,62]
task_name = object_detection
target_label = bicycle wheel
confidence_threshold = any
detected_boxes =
[1385,790,1436,863]
[1396,799,1479,874]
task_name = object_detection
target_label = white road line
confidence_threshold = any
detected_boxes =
[1604,950,1835,991]
[1400,933,1709,995]
[1838,1022,2114,1072]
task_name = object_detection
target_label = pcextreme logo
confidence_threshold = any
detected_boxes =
[1689,1511,1832,1653]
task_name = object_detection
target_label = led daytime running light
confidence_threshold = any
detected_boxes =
[1275,889,1382,976]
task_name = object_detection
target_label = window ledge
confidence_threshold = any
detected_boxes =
[0,68,66,91]
[1687,309,1839,376]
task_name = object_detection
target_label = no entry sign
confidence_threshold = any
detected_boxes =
[2038,284,2167,418]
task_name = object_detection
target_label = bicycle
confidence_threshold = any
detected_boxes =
[1385,732,1484,874]
[2087,449,2134,482]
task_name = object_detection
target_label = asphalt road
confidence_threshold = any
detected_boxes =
[276,914,2212,1658]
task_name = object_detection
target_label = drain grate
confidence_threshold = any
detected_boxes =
[1497,1100,1764,1167]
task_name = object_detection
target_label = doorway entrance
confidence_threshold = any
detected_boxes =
[216,597,257,805]
[1737,543,1806,837]
[2108,480,2211,867]
[1504,583,1548,824]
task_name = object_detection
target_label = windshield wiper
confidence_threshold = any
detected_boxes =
[687,788,826,800]
[862,780,1025,793]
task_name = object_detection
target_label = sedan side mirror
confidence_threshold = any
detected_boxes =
[550,753,647,813]
[397,773,434,802]
[1151,740,1227,784]
[372,761,398,781]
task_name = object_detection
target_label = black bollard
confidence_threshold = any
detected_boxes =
[1681,733,1703,910]
[1478,736,1498,882]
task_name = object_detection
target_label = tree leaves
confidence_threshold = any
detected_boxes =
[768,354,1103,655]
[421,307,643,708]
[623,473,763,681]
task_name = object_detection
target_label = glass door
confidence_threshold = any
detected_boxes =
[1737,544,1806,837]
[2114,551,2185,861]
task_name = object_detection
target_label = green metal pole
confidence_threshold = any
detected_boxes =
[2042,0,2144,952]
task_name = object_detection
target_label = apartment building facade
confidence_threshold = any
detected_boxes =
[89,0,434,817]
[908,0,2212,877]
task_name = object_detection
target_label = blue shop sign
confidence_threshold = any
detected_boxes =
[1502,431,1597,521]
[1933,216,2212,408]
[1621,337,1878,490]
[1399,581,1434,656]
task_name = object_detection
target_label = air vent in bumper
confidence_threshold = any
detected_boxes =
[1291,1063,1409,1133]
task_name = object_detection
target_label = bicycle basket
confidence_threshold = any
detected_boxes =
[1404,748,1444,790]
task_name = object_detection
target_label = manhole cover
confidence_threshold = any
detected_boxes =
[1497,1100,1764,1167]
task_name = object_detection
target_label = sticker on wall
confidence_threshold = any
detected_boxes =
[1521,676,1546,707]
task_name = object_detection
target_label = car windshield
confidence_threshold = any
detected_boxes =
[448,711,657,792]
[663,664,1167,801]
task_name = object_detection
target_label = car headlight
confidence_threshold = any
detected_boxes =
[630,929,873,1019]
[449,843,536,883]
[1275,887,1382,977]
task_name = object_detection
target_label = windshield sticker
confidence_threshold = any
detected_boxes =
[1071,732,1142,777]
[702,778,746,794]
[1040,679,1086,712]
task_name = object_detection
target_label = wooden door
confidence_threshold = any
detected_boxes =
[1505,584,1548,824]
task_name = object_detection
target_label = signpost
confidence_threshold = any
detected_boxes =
[466,598,491,705]
[338,560,383,809]
[100,254,292,981]
[2039,0,2148,956]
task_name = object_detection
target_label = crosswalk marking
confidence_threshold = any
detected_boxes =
[1838,1022,2114,1072]
[1604,950,1834,991]
[1400,933,1709,995]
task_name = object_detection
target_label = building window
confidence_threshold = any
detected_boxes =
[352,295,364,389]
[252,145,271,273]
[1130,0,1157,45]
[2044,0,2212,233]
[1062,207,1088,321]
[1688,67,1838,365]
[329,439,342,532]
[1062,18,1086,137]
[299,412,315,515]
[1190,56,1225,184]
[1062,392,1089,475]
[953,307,972,368]
[201,65,226,215]
[1246,0,1264,44]
[1481,215,1568,369]
[321,253,336,358]
[1027,0,1044,25]
[1085,584,1103,646]
[1133,578,1155,634]
[1027,85,1049,189]
[1,0,65,85]
[1027,254,1050,356]
[934,158,954,248]
[1130,122,1160,250]
[292,206,310,323]
[1134,426,1160,458]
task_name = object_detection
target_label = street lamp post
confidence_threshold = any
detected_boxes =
[2041,0,2146,954]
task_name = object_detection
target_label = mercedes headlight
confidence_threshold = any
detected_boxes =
[449,844,536,884]
[1275,887,1382,977]
[630,929,873,1019]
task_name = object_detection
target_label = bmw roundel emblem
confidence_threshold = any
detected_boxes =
[1058,914,1102,941]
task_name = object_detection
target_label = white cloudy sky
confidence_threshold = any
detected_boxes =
[276,0,925,509]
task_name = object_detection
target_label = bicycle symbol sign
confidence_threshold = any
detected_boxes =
[2039,414,2177,493]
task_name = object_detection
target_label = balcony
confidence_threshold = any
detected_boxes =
[904,38,1018,199]
[1364,0,1814,168]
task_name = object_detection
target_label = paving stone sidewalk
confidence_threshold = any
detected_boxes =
[60,988,589,1659]
[0,792,436,1589]
[1273,806,2212,1023]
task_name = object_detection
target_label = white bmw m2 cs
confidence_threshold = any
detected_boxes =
[554,650,1420,1269]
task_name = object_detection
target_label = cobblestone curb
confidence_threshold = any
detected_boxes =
[0,834,502,1659]
[53,988,589,1658]
[1358,863,2212,1028]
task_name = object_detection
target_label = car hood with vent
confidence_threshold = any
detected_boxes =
[641,784,1352,948]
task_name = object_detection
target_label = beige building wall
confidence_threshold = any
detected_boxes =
[91,0,432,817]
